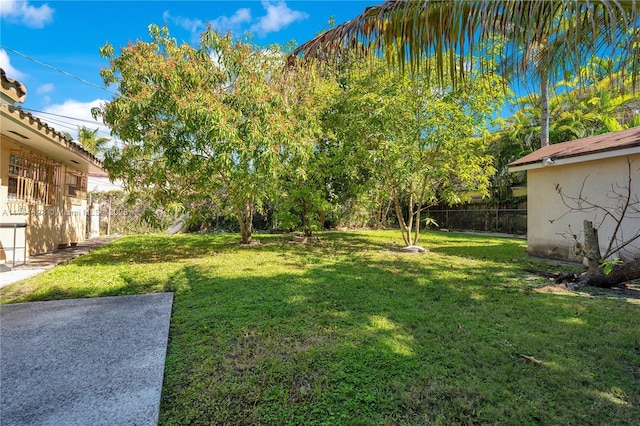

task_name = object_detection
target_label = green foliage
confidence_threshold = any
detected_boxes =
[291,2,640,99]
[601,258,623,275]
[551,58,640,139]
[276,177,330,236]
[272,65,338,237]
[491,55,640,200]
[94,25,317,243]
[325,57,505,245]
[2,231,638,425]
[76,126,110,157]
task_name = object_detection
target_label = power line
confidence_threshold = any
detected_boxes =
[1,103,112,138]
[33,116,80,134]
[20,106,107,127]
[1,45,157,115]
[1,45,117,96]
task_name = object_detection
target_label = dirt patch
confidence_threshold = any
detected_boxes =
[535,283,574,293]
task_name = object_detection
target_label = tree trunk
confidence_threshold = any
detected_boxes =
[236,202,253,244]
[382,198,392,228]
[406,193,415,244]
[579,259,640,288]
[244,204,253,244]
[583,220,601,272]
[540,70,550,148]
[579,219,640,287]
[301,205,312,237]
[392,188,410,246]
[236,209,247,243]
[413,199,422,246]
[375,194,384,230]
[318,210,326,230]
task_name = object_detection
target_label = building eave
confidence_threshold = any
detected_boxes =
[508,146,640,173]
[1,104,106,176]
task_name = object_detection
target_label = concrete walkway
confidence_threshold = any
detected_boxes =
[1,292,174,426]
[0,236,119,288]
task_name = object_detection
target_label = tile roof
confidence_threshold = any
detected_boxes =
[509,126,640,168]
[1,68,103,169]
[3,104,103,166]
[0,68,27,103]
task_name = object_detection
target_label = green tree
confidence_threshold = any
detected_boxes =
[76,126,110,157]
[274,66,338,237]
[327,58,504,247]
[557,56,640,133]
[276,155,331,237]
[94,25,314,244]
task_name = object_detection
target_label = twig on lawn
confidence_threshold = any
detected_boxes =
[519,354,543,365]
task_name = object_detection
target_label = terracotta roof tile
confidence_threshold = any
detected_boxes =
[1,68,27,103]
[509,126,640,168]
[4,104,103,166]
[1,68,103,168]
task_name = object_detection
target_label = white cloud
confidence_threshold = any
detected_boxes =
[164,1,306,42]
[163,10,205,35]
[0,0,54,28]
[250,1,308,37]
[209,8,252,35]
[42,99,111,141]
[36,83,54,95]
[164,8,252,42]
[0,49,26,80]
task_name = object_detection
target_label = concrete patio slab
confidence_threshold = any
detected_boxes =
[1,292,174,426]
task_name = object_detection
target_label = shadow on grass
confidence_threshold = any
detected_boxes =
[69,231,384,267]
[2,232,638,424]
[160,254,640,425]
[70,230,523,266]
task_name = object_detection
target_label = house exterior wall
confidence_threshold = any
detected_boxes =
[527,153,640,262]
[1,135,89,262]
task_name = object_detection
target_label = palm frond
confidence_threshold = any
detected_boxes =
[288,0,639,86]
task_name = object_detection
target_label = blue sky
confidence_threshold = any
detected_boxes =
[1,1,376,139]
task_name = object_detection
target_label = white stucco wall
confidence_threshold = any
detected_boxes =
[527,153,640,262]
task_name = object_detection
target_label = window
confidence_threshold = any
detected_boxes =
[68,174,77,196]
[7,153,58,205]
[66,173,87,198]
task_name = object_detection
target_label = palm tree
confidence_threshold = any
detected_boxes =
[290,1,638,80]
[289,1,639,147]
[77,126,110,158]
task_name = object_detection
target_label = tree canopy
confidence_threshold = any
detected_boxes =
[324,57,505,246]
[94,25,319,243]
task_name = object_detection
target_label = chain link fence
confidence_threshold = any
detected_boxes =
[426,208,527,235]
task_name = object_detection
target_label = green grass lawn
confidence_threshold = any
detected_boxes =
[2,230,639,425]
